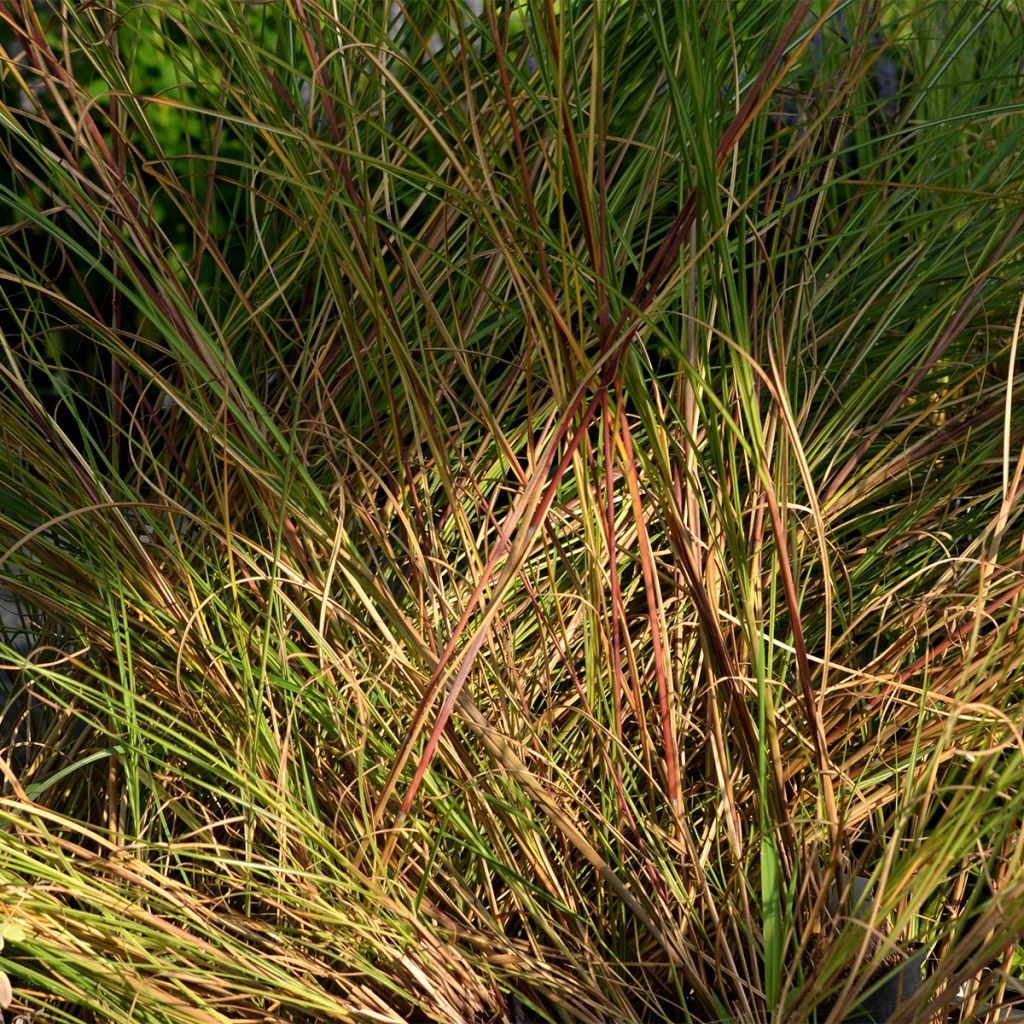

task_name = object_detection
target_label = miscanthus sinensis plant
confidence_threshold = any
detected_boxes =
[2,1,1024,1021]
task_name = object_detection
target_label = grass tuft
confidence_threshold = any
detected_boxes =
[2,1,1024,1021]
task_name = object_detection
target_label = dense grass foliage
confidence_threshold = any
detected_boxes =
[2,1,1024,1021]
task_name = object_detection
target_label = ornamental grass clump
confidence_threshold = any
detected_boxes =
[2,1,1024,1021]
